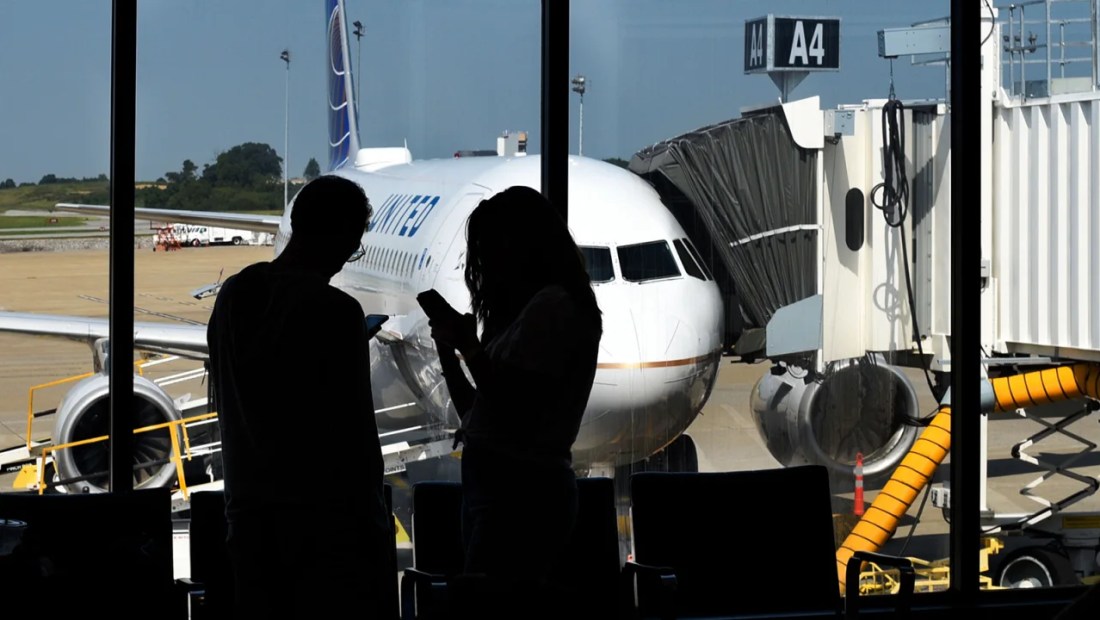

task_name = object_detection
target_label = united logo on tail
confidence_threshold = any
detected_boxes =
[327,0,360,171]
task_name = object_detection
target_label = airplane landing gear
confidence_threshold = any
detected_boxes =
[643,434,699,474]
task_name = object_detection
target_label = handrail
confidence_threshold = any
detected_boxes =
[1000,0,1098,99]
[36,411,219,501]
[24,355,187,451]
[25,372,94,450]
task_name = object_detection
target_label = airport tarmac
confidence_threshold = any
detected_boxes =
[0,245,267,451]
[2,245,1100,576]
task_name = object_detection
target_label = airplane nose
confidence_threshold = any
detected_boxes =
[573,305,642,462]
[575,296,719,468]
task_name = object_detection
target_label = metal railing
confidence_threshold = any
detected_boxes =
[35,411,219,499]
[854,537,1005,594]
[1000,0,1099,98]
[22,356,164,450]
[19,356,220,499]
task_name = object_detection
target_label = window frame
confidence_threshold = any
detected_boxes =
[99,1,1066,612]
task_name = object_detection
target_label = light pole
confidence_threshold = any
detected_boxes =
[352,20,364,125]
[281,49,290,209]
[571,74,586,156]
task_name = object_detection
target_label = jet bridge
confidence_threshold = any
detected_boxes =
[630,96,950,368]
[629,95,949,486]
[629,109,817,358]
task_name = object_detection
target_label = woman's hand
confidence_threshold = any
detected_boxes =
[430,312,480,358]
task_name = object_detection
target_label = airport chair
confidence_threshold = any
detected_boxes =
[623,466,914,620]
[0,487,182,618]
[178,490,232,619]
[401,480,465,620]
[546,475,624,620]
[401,477,625,620]
[180,483,399,620]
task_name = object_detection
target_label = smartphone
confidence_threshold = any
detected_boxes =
[365,313,389,338]
[416,289,461,322]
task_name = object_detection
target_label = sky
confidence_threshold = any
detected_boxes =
[0,0,951,185]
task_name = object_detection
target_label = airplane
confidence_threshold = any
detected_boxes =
[0,0,725,498]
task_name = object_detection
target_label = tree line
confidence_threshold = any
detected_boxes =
[7,145,631,212]
[2,143,322,213]
[141,143,321,212]
[1,173,109,189]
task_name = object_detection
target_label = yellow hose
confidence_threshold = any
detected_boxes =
[990,363,1100,412]
[835,363,1100,592]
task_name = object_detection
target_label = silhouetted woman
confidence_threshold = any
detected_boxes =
[425,186,603,611]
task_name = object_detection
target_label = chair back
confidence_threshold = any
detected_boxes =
[404,477,623,619]
[629,466,841,618]
[187,490,232,617]
[186,483,397,619]
[0,487,178,616]
[410,480,466,577]
[549,476,623,619]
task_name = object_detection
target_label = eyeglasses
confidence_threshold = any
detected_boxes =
[347,242,366,263]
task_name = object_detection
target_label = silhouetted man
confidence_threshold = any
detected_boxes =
[207,175,393,618]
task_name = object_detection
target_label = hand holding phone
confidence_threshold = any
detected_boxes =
[365,314,389,338]
[417,289,462,323]
[418,289,478,353]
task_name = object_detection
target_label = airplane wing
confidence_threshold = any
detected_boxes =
[373,313,419,345]
[0,312,209,359]
[54,203,282,234]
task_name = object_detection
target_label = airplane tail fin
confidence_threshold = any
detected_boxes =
[326,0,361,171]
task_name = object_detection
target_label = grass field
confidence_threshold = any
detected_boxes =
[0,180,108,212]
[0,181,282,220]
[0,215,89,229]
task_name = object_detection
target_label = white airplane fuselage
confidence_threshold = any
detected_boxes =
[277,153,724,468]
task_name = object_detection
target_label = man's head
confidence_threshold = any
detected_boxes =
[285,175,371,277]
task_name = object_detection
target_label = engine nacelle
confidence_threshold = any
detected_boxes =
[750,356,921,482]
[52,373,182,494]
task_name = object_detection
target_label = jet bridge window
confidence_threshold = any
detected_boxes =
[673,238,706,281]
[617,240,680,283]
[579,246,614,283]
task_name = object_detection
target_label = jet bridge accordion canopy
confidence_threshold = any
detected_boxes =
[629,110,817,355]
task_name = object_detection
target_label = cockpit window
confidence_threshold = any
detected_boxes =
[684,237,714,280]
[673,238,706,280]
[579,246,614,283]
[617,241,680,282]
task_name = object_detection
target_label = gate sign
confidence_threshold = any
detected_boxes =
[744,16,840,73]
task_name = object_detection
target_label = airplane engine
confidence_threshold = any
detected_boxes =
[51,373,182,494]
[749,356,921,482]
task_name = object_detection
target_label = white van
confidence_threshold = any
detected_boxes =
[153,224,259,248]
